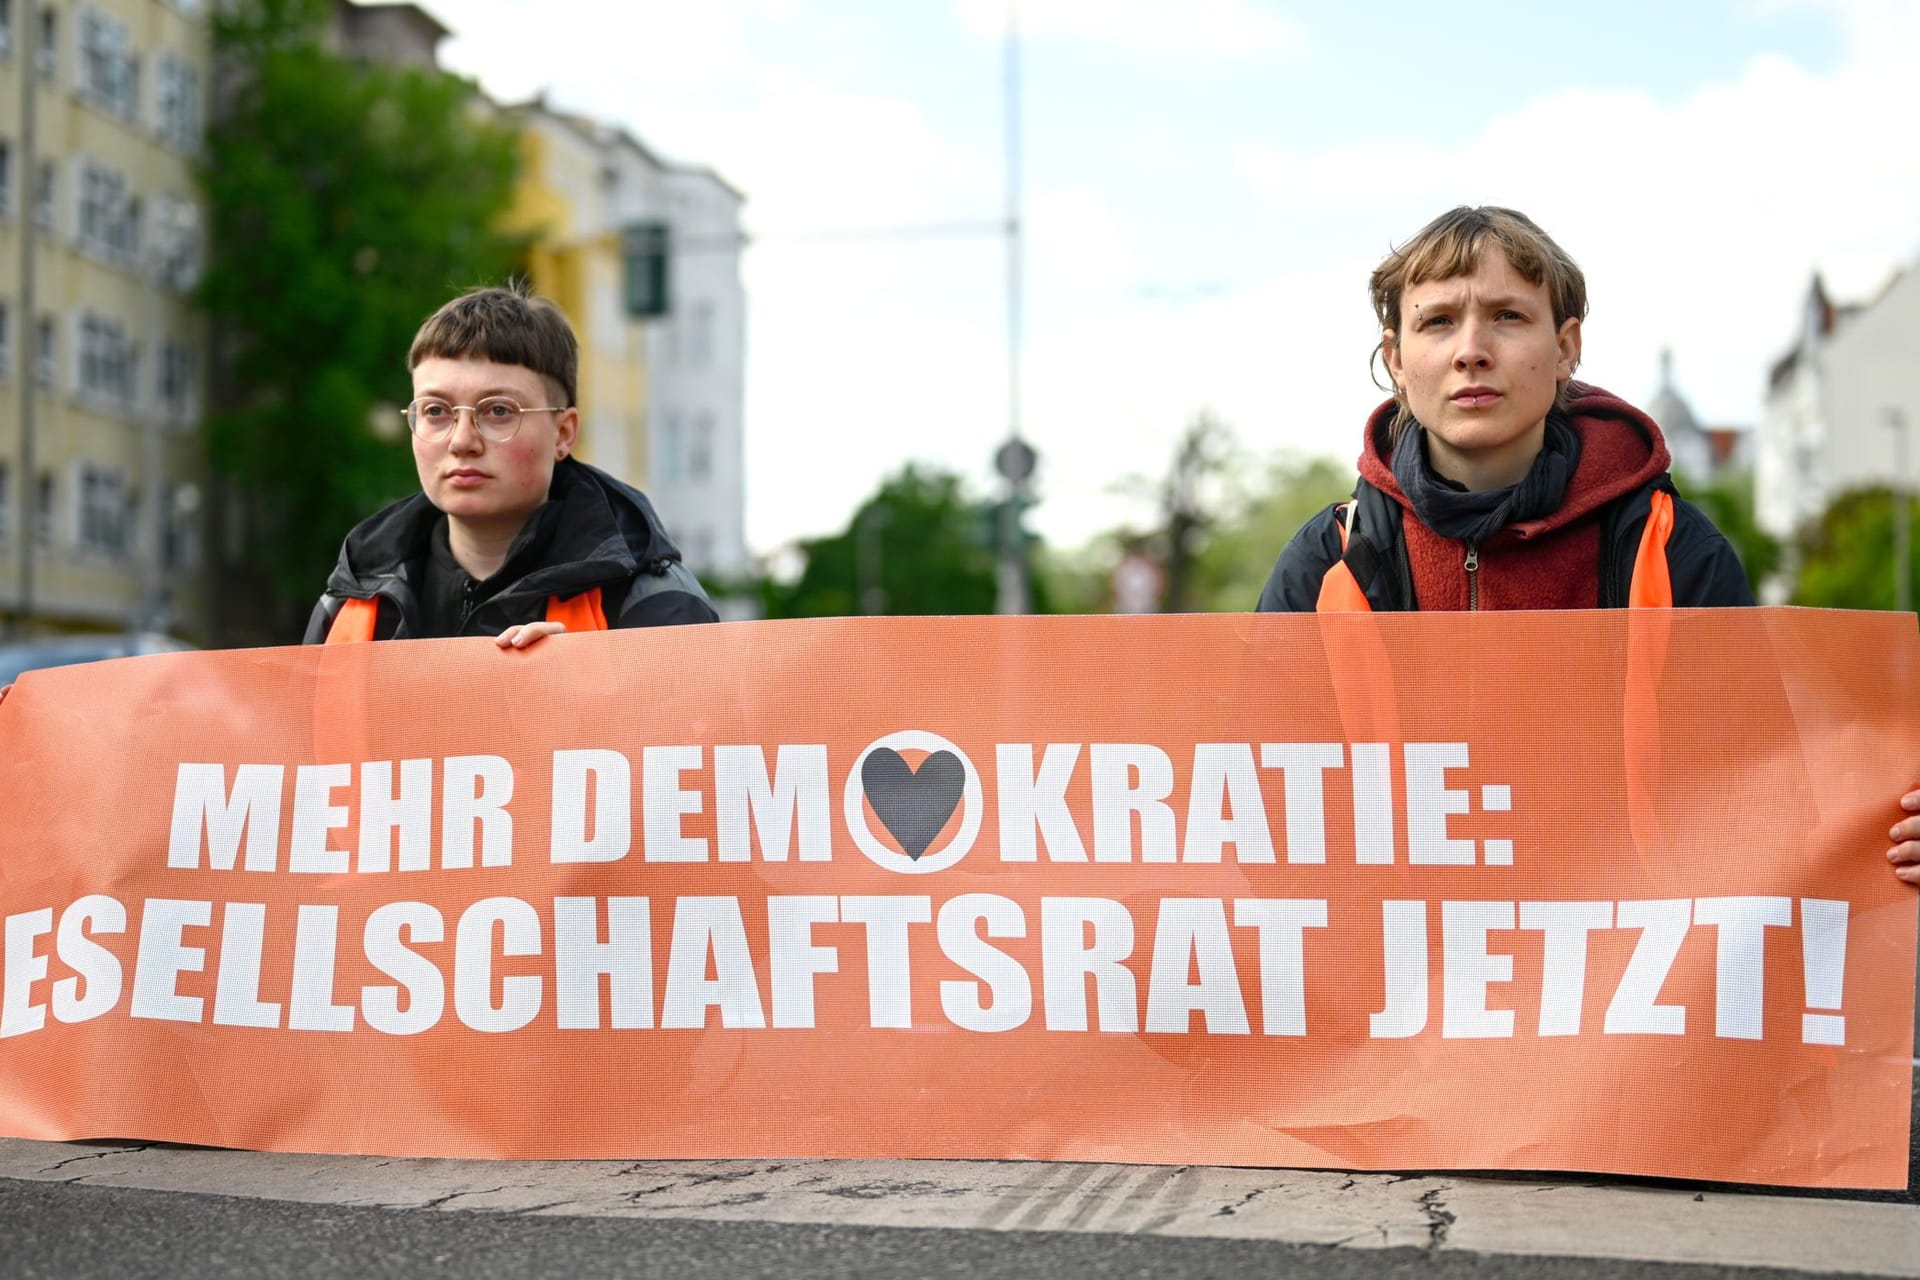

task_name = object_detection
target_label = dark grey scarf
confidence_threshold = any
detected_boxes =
[1390,411,1582,546]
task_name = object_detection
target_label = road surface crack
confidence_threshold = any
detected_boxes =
[1213,1187,1268,1217]
[417,1185,508,1210]
[620,1183,682,1202]
[42,1143,155,1173]
[1418,1186,1455,1249]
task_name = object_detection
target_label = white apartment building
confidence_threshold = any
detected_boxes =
[641,164,749,583]
[1757,266,1920,545]
[505,101,750,587]
[333,2,751,591]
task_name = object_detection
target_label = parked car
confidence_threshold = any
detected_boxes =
[0,633,196,687]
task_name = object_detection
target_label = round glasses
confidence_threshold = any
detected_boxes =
[403,397,565,444]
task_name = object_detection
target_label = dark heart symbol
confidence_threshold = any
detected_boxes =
[861,748,965,860]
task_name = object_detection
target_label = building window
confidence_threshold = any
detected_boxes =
[686,301,714,370]
[77,8,138,120]
[154,55,200,150]
[34,471,53,547]
[33,158,53,233]
[157,340,195,421]
[0,302,11,380]
[34,314,53,388]
[76,462,133,556]
[0,139,12,217]
[658,411,685,483]
[688,412,714,481]
[36,6,54,79]
[0,463,11,544]
[77,312,136,407]
[76,159,138,264]
[164,483,200,571]
[147,194,202,290]
[0,0,14,57]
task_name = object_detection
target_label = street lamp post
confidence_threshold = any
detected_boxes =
[993,0,1031,617]
[1891,407,1911,614]
[13,2,40,638]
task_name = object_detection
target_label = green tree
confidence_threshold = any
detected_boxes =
[1158,411,1234,612]
[1050,408,1353,615]
[1674,470,1781,598]
[1188,453,1354,612]
[764,465,1046,617]
[1791,485,1918,610]
[200,0,522,621]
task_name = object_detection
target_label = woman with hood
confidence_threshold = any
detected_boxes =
[1255,205,1920,885]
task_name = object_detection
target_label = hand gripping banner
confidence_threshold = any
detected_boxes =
[0,609,1913,1187]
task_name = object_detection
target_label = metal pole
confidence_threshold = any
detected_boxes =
[142,248,169,634]
[14,0,40,637]
[994,0,1031,616]
[1892,408,1911,614]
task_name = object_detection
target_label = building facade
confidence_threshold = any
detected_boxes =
[640,161,749,583]
[0,0,210,639]
[501,103,653,487]
[502,98,750,587]
[1644,348,1751,487]
[326,2,750,594]
[1758,267,1920,545]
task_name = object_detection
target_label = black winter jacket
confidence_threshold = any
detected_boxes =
[303,458,718,642]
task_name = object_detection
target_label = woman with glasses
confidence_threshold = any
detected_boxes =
[303,284,717,646]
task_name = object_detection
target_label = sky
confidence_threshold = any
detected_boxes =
[423,0,1919,557]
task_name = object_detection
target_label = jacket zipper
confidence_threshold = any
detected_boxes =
[1465,542,1480,611]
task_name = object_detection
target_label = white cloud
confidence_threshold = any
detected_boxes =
[423,0,1919,563]
[1233,15,1920,437]
[953,0,1303,59]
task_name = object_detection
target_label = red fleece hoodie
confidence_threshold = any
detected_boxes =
[1355,383,1673,611]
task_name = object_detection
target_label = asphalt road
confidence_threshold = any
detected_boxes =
[4,1065,1912,1278]
[0,1175,1891,1280]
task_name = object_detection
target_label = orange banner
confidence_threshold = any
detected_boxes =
[0,609,1914,1187]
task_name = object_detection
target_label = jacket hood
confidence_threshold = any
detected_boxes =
[323,458,685,602]
[1355,382,1672,539]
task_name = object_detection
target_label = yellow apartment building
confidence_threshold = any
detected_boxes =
[0,0,210,639]
[498,100,654,487]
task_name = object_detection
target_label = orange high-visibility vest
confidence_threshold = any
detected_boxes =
[1318,490,1676,612]
[324,587,608,643]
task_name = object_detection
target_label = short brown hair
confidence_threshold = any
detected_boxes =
[408,282,579,407]
[1370,207,1588,442]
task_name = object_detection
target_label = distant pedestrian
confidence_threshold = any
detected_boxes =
[304,283,716,646]
[1252,204,1920,887]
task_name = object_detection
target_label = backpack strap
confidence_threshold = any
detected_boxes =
[545,587,609,633]
[1316,502,1373,612]
[1627,489,1676,609]
[1316,477,1412,612]
[1599,478,1679,609]
[325,588,612,643]
[324,597,380,644]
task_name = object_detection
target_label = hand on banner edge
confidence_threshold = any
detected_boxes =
[1886,788,1920,885]
[495,621,568,650]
